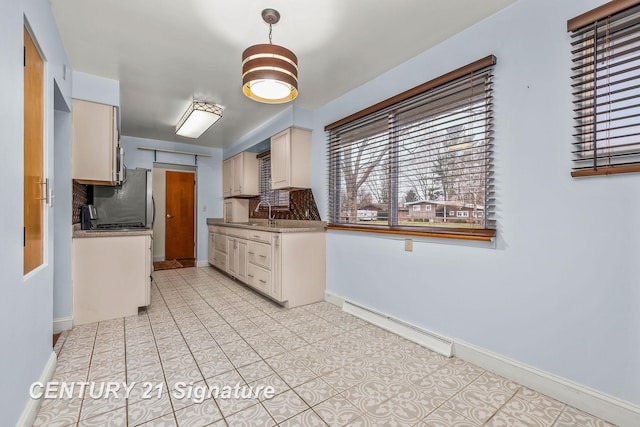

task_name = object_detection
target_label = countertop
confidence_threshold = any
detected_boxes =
[73,224,153,238]
[206,218,325,233]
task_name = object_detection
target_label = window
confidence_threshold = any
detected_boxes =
[425,204,432,211]
[569,1,640,177]
[457,211,469,218]
[412,205,421,211]
[258,152,289,208]
[326,56,496,239]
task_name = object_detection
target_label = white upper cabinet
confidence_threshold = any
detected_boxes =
[72,99,120,185]
[223,158,233,197]
[270,127,311,190]
[223,152,259,198]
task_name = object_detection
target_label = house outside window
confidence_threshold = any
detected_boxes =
[413,205,421,211]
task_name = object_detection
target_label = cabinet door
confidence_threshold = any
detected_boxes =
[227,238,237,275]
[271,129,290,189]
[232,154,244,195]
[223,159,233,198]
[208,232,216,265]
[237,239,248,282]
[72,99,118,184]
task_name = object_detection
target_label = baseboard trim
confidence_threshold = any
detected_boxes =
[53,316,73,333]
[196,260,210,268]
[324,291,344,308]
[454,340,640,427]
[15,351,57,427]
[342,299,454,357]
[325,291,639,426]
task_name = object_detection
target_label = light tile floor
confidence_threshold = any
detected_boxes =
[36,267,615,427]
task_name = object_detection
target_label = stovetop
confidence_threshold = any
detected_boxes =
[95,223,147,230]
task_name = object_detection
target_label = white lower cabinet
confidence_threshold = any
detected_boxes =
[73,234,151,325]
[208,224,325,308]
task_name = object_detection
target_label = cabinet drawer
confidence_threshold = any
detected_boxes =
[247,264,270,295]
[227,228,249,239]
[247,230,272,243]
[247,241,271,269]
[212,226,227,235]
[214,235,228,253]
[214,250,227,271]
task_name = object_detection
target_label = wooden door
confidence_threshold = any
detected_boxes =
[24,27,44,274]
[165,171,195,260]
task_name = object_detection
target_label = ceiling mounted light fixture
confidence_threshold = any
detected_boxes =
[242,8,298,104]
[175,101,223,138]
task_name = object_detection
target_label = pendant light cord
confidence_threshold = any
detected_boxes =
[268,23,273,44]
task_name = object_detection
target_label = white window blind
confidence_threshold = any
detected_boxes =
[326,56,496,237]
[569,1,640,177]
[258,153,289,208]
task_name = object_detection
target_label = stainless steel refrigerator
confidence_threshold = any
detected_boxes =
[93,168,154,229]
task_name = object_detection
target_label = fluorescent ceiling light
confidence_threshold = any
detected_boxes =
[175,101,223,138]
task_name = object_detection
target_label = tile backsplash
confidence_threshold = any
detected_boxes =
[72,181,88,224]
[249,189,321,221]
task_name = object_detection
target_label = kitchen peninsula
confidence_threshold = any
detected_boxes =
[207,219,326,308]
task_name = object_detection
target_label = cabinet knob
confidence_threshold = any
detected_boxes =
[166,214,174,219]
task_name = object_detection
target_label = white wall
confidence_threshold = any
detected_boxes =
[0,0,72,424]
[120,136,223,263]
[53,107,72,325]
[307,0,640,405]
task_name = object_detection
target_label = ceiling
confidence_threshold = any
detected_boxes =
[51,0,515,148]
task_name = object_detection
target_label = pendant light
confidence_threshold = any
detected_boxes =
[242,8,298,104]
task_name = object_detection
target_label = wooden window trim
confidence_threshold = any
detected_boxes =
[567,0,640,32]
[325,55,496,131]
[325,224,496,242]
[571,164,640,177]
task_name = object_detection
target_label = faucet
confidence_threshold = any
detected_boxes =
[255,200,276,226]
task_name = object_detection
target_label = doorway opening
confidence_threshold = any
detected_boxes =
[152,163,197,268]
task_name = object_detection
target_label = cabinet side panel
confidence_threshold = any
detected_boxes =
[290,128,312,188]
[280,232,326,307]
[72,236,147,325]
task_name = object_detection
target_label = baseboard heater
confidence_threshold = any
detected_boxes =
[342,300,453,357]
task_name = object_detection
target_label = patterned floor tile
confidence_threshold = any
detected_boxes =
[279,408,329,427]
[295,377,339,407]
[314,395,362,426]
[77,406,126,427]
[224,403,276,427]
[249,373,291,401]
[34,269,617,427]
[553,406,616,427]
[262,389,310,423]
[174,398,223,427]
[127,393,173,426]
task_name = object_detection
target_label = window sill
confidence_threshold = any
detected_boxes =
[325,224,496,242]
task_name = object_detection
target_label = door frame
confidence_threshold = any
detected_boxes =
[151,163,197,261]
[23,22,53,281]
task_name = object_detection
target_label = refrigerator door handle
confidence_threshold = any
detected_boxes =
[151,195,156,227]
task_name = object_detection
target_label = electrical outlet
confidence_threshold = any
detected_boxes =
[404,239,413,252]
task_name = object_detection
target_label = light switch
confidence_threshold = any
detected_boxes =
[404,239,413,252]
